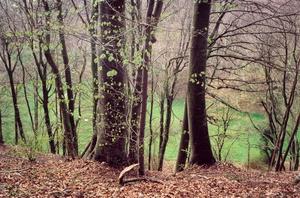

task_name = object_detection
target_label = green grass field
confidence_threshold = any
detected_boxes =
[0,82,267,166]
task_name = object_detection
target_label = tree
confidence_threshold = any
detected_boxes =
[0,36,26,144]
[176,102,189,172]
[138,0,163,175]
[56,0,78,155]
[187,0,215,165]
[42,0,77,158]
[70,0,99,136]
[83,0,128,166]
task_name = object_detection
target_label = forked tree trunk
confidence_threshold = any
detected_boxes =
[33,42,56,154]
[57,0,78,155]
[138,0,163,176]
[84,0,128,166]
[8,73,26,144]
[0,42,26,143]
[43,0,76,158]
[187,0,215,165]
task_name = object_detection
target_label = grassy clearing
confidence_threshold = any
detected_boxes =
[0,82,266,165]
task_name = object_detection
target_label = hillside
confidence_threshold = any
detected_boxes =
[0,145,299,198]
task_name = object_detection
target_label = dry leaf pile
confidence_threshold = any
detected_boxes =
[0,145,299,197]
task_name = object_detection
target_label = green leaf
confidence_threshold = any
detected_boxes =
[107,69,118,77]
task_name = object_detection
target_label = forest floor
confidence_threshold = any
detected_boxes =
[0,145,299,198]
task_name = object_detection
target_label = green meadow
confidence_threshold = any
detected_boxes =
[0,82,267,166]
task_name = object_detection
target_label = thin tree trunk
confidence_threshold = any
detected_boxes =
[176,102,189,172]
[128,0,142,164]
[148,65,155,170]
[57,0,78,155]
[8,73,26,143]
[32,41,56,154]
[89,0,99,134]
[33,71,39,133]
[158,95,173,171]
[138,0,163,176]
[43,0,76,158]
[279,112,300,170]
[0,110,3,144]
[158,94,165,151]
[15,116,18,145]
[129,68,142,163]
[42,80,56,153]
[20,57,36,137]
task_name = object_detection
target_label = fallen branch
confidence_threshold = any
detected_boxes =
[121,177,163,185]
[118,164,163,186]
[0,168,31,174]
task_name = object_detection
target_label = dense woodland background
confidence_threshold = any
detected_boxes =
[0,0,299,176]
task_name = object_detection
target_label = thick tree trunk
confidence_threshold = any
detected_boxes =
[84,0,128,166]
[187,0,215,165]
[176,102,189,172]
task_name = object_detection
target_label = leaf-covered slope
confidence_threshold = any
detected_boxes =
[0,145,299,197]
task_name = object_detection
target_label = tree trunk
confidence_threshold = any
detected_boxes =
[0,110,3,144]
[158,95,173,171]
[129,68,142,164]
[8,73,26,143]
[20,57,35,137]
[176,102,189,172]
[128,0,142,164]
[33,71,39,133]
[158,94,165,151]
[138,0,163,176]
[41,79,56,154]
[148,65,155,170]
[89,0,99,135]
[43,0,76,158]
[57,0,78,155]
[84,0,128,167]
[33,41,56,154]
[187,0,215,165]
